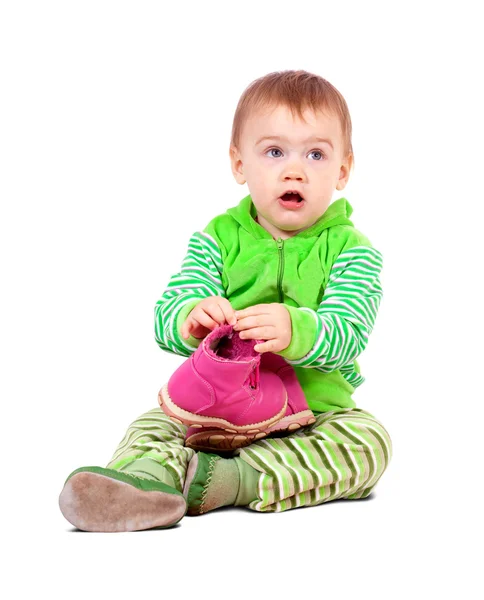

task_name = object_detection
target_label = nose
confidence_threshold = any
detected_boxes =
[283,171,304,182]
[282,161,306,183]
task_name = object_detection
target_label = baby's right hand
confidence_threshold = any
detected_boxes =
[181,296,237,340]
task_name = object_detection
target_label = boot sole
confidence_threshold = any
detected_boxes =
[184,411,317,452]
[158,383,287,433]
[59,471,187,532]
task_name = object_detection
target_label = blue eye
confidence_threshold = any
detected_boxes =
[266,148,283,158]
[308,150,324,160]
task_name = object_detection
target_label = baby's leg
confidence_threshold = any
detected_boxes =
[59,407,195,531]
[235,407,393,513]
[106,407,195,491]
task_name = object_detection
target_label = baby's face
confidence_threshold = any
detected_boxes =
[230,104,352,239]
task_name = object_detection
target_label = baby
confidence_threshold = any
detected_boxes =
[59,69,393,532]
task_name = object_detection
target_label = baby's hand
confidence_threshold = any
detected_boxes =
[181,296,237,340]
[233,303,292,353]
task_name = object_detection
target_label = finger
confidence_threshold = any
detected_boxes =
[234,315,256,331]
[182,320,191,339]
[235,315,273,332]
[183,319,197,339]
[219,299,237,325]
[214,298,236,326]
[235,304,271,320]
[206,301,228,326]
[254,337,283,353]
[234,307,252,319]
[253,340,273,353]
[192,312,219,331]
[238,326,276,341]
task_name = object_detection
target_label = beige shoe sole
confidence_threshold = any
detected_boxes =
[59,470,187,532]
[185,411,317,452]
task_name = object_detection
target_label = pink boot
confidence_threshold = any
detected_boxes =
[158,324,287,434]
[184,352,316,453]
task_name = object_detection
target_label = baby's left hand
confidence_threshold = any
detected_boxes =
[233,303,292,353]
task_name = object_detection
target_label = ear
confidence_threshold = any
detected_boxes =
[229,145,246,185]
[335,153,353,191]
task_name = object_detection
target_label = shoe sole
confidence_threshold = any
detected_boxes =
[158,383,288,433]
[59,471,187,532]
[184,411,317,452]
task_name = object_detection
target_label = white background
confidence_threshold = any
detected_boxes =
[1,1,482,598]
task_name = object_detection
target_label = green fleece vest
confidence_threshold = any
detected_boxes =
[155,194,383,413]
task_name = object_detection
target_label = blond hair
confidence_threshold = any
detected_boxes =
[230,70,354,167]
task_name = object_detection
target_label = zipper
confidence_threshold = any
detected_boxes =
[276,237,285,303]
[249,363,259,389]
[246,236,284,391]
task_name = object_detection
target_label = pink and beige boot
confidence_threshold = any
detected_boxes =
[158,324,287,435]
[184,352,316,453]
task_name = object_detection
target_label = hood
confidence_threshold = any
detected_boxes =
[226,194,355,240]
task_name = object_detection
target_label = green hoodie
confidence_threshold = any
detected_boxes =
[155,194,383,414]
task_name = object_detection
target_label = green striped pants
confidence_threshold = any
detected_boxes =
[106,406,392,513]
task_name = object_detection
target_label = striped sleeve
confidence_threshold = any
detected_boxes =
[154,231,226,357]
[277,246,383,371]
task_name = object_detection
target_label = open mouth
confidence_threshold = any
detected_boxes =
[280,191,304,203]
